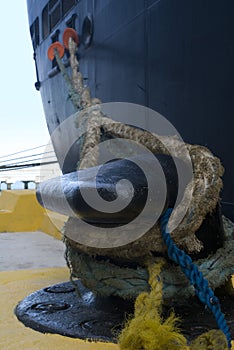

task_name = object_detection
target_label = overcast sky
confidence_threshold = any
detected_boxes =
[0,1,50,159]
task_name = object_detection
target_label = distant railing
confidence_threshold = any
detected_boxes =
[0,181,39,190]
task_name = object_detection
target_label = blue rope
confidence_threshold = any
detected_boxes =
[160,208,232,348]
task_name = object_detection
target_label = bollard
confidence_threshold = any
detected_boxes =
[22,181,30,189]
[7,183,12,190]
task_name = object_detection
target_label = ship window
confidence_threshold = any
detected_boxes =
[42,0,77,40]
[49,0,58,10]
[42,4,49,39]
[66,14,77,29]
[50,2,62,31]
[62,0,76,16]
[30,17,40,49]
[51,30,60,68]
[51,30,60,43]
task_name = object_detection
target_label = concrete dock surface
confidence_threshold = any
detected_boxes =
[0,231,66,271]
[0,230,117,350]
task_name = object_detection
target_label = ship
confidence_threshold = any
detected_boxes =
[27,0,234,220]
[24,1,234,348]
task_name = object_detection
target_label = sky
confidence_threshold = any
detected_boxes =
[0,1,50,159]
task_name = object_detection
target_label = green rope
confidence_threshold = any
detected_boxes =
[64,227,234,301]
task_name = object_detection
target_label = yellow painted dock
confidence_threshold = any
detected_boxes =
[0,190,66,238]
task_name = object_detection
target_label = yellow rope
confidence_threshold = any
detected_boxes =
[118,259,232,350]
[118,259,187,350]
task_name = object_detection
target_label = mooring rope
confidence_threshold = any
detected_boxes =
[53,49,81,110]
[48,31,233,349]
[160,208,232,348]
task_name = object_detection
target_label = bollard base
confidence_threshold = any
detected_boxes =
[15,280,133,342]
[15,280,234,343]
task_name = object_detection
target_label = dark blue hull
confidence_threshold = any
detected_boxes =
[27,0,234,220]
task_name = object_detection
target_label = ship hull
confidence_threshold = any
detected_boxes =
[27,0,234,220]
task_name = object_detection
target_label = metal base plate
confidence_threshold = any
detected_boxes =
[15,280,133,342]
[15,281,234,343]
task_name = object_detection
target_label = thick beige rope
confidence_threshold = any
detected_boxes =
[62,36,224,256]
